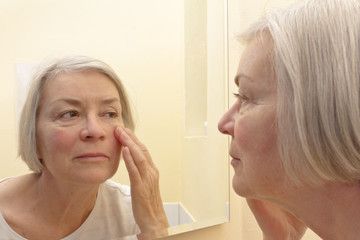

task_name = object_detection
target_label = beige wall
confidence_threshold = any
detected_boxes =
[0,0,183,202]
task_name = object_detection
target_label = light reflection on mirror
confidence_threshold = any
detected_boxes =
[0,0,229,236]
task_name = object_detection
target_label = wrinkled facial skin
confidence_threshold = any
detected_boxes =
[36,71,125,186]
[218,35,286,199]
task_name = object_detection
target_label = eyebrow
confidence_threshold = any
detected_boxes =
[100,98,121,105]
[51,97,121,106]
[234,73,254,86]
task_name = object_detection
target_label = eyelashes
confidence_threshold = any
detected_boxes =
[103,111,119,118]
[58,110,120,120]
[59,110,79,119]
[233,92,249,102]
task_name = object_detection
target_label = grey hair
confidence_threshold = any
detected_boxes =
[18,55,135,173]
[239,0,360,184]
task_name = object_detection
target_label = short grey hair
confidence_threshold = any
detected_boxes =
[18,55,135,173]
[239,0,360,184]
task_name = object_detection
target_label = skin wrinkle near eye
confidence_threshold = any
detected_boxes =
[49,98,122,119]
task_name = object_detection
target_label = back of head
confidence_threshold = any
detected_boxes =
[18,55,134,173]
[240,0,360,184]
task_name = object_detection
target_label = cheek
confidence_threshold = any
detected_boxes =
[37,129,77,156]
[111,135,122,154]
[235,121,276,155]
[235,109,278,156]
[108,127,122,156]
[234,111,283,180]
[53,131,77,149]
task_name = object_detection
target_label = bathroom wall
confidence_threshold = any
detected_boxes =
[0,0,183,203]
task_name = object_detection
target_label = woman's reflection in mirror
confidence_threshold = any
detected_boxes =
[0,56,169,240]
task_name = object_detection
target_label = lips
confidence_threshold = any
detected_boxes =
[75,152,109,162]
[229,152,240,161]
[229,152,241,167]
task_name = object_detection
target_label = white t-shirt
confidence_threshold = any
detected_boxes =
[0,180,140,240]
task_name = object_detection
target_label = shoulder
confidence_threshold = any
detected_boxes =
[0,175,26,206]
[101,180,131,196]
[97,180,132,208]
[93,180,136,226]
[0,174,35,195]
[0,174,36,232]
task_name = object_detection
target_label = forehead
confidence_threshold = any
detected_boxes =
[46,70,117,90]
[40,70,120,101]
[235,34,274,87]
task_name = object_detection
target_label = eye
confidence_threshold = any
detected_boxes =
[60,110,79,119]
[233,92,251,113]
[104,111,119,118]
[233,92,249,102]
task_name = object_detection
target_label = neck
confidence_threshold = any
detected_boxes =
[271,181,360,240]
[31,172,100,227]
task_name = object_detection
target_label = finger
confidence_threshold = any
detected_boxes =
[117,128,151,175]
[122,146,142,185]
[115,126,158,175]
[123,128,157,169]
[123,129,152,160]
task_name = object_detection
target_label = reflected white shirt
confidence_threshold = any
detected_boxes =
[0,180,139,240]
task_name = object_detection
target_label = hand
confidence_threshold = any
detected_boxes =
[246,198,307,240]
[115,127,169,240]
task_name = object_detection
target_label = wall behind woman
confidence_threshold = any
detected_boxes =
[0,0,183,203]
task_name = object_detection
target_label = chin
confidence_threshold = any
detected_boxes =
[232,175,253,197]
[78,169,115,185]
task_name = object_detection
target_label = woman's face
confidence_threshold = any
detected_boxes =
[36,70,124,185]
[218,35,287,199]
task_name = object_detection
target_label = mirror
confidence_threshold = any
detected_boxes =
[0,0,229,236]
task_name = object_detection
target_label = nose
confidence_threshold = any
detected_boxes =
[80,115,106,141]
[218,105,235,136]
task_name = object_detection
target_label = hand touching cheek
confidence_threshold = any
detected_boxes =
[114,126,169,240]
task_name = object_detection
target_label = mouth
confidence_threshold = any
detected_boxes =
[229,153,240,160]
[75,153,109,162]
[229,153,241,166]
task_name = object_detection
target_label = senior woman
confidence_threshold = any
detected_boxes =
[0,56,168,240]
[218,0,360,239]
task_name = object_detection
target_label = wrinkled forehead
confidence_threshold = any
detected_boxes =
[37,70,121,107]
[41,69,118,92]
[235,33,275,87]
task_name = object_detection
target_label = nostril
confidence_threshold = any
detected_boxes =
[80,123,106,141]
